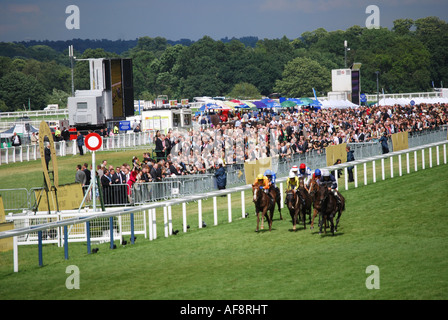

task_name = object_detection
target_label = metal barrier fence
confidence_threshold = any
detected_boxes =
[5,210,146,248]
[0,131,153,165]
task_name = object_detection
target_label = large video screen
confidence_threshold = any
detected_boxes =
[111,59,124,119]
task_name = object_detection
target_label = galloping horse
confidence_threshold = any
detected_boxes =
[308,178,321,230]
[297,177,312,226]
[285,189,301,230]
[252,184,274,232]
[315,183,345,235]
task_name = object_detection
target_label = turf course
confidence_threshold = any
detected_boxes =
[0,162,447,300]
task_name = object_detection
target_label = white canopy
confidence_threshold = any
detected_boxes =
[378,97,448,106]
[0,123,38,138]
[320,99,359,109]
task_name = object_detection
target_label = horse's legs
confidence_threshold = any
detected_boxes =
[277,196,283,220]
[264,208,272,231]
[256,211,260,232]
[319,214,325,235]
[311,207,319,229]
[289,207,297,231]
[329,214,335,236]
[334,198,344,232]
[301,207,306,229]
[261,212,264,230]
[293,212,297,231]
[334,210,342,232]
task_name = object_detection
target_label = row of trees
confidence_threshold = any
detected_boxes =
[0,16,446,112]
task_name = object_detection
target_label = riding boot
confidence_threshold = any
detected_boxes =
[333,190,341,205]
[266,191,274,206]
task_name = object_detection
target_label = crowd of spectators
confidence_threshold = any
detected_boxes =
[163,103,447,170]
[75,102,447,205]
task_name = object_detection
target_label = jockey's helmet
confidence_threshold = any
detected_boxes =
[315,169,321,177]
[289,172,296,179]
[257,174,264,180]
[291,165,298,172]
[300,163,306,170]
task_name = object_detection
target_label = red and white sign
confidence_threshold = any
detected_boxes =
[85,133,102,151]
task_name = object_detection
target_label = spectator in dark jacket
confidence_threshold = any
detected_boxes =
[379,132,389,154]
[214,163,227,190]
[346,146,355,182]
[76,132,84,155]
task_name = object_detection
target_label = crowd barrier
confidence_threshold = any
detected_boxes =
[0,132,152,165]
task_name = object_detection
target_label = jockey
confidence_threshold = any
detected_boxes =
[320,169,342,205]
[297,163,312,190]
[265,169,280,201]
[286,171,299,192]
[253,173,269,192]
[290,165,299,177]
[313,169,322,184]
[264,169,277,188]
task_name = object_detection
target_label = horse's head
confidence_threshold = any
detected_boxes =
[317,184,329,207]
[285,190,296,209]
[309,179,318,196]
[252,184,259,202]
[299,177,305,188]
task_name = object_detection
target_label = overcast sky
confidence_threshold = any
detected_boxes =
[0,0,447,42]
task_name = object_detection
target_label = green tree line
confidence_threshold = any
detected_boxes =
[0,16,446,112]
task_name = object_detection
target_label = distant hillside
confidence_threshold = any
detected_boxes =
[10,36,259,55]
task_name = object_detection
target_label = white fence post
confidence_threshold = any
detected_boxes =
[152,209,157,240]
[390,156,394,178]
[168,206,172,236]
[406,152,410,174]
[372,160,376,183]
[163,206,168,237]
[227,193,232,223]
[363,163,367,185]
[182,202,187,233]
[213,196,218,226]
[414,151,418,172]
[198,199,202,229]
[422,149,425,169]
[344,167,348,190]
[429,147,433,168]
[279,183,284,209]
[354,165,358,188]
[444,144,447,164]
[13,236,18,273]
[436,146,440,166]
[148,209,153,240]
[241,191,245,218]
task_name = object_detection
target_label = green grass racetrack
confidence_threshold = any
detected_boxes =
[0,163,447,300]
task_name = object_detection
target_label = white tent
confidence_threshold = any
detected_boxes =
[379,97,448,106]
[0,123,38,139]
[320,99,359,109]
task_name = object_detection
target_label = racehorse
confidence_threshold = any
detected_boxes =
[285,189,301,231]
[315,183,345,235]
[252,184,274,232]
[297,177,312,226]
[308,178,321,230]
